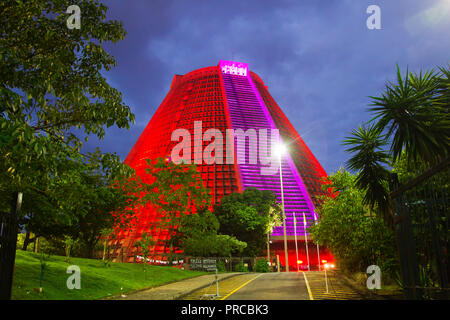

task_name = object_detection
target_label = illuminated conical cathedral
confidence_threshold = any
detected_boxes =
[113,60,332,269]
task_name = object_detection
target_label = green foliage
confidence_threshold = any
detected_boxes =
[216,260,226,273]
[63,235,74,263]
[368,65,449,166]
[234,260,248,272]
[391,153,449,292]
[309,169,398,276]
[177,209,246,257]
[12,250,207,300]
[38,252,51,289]
[343,123,391,219]
[213,188,282,257]
[16,233,27,251]
[141,158,211,264]
[343,64,449,221]
[18,149,141,258]
[0,0,138,276]
[1,0,135,193]
[254,258,270,273]
[134,232,156,271]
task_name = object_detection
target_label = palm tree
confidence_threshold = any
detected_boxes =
[342,124,391,223]
[368,65,449,166]
[344,64,449,223]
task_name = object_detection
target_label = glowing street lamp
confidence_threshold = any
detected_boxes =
[275,142,289,272]
[274,143,287,157]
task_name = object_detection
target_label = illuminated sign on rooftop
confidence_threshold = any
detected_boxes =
[219,60,248,76]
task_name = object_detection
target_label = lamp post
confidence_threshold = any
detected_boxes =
[293,214,299,272]
[303,212,310,271]
[275,143,289,272]
[314,218,321,271]
[323,260,329,294]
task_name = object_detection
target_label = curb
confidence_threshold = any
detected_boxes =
[101,272,244,300]
[174,273,244,300]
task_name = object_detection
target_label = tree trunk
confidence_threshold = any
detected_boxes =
[169,243,173,265]
[34,237,39,253]
[0,192,23,300]
[65,244,71,263]
[22,231,30,251]
[22,232,35,251]
[102,237,107,261]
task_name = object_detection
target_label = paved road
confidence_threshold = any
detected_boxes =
[225,272,310,300]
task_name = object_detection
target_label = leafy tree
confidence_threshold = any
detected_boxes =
[309,169,398,276]
[177,208,246,257]
[369,65,449,165]
[65,152,140,258]
[342,124,391,224]
[101,228,116,262]
[0,0,134,298]
[141,157,211,264]
[134,232,156,272]
[213,188,282,257]
[63,235,74,263]
[343,64,449,219]
[18,149,141,258]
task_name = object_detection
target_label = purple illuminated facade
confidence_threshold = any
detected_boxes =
[221,60,318,236]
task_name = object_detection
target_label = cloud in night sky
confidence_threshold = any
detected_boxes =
[84,0,450,174]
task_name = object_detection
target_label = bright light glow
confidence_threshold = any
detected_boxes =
[324,263,330,269]
[297,260,303,264]
[274,143,287,157]
[321,259,327,264]
[330,264,335,268]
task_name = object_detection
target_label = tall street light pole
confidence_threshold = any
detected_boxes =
[276,143,289,272]
[294,214,299,272]
[314,218,321,271]
[303,212,310,271]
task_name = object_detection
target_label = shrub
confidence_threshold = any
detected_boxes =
[216,260,227,272]
[255,258,270,273]
[234,260,248,272]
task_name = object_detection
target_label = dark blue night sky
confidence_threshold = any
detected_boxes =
[85,0,450,174]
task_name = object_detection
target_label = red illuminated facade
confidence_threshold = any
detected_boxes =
[112,61,333,269]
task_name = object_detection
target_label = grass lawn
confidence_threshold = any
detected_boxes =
[12,250,207,300]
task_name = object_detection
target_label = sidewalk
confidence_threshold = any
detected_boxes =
[304,271,372,300]
[104,272,243,300]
